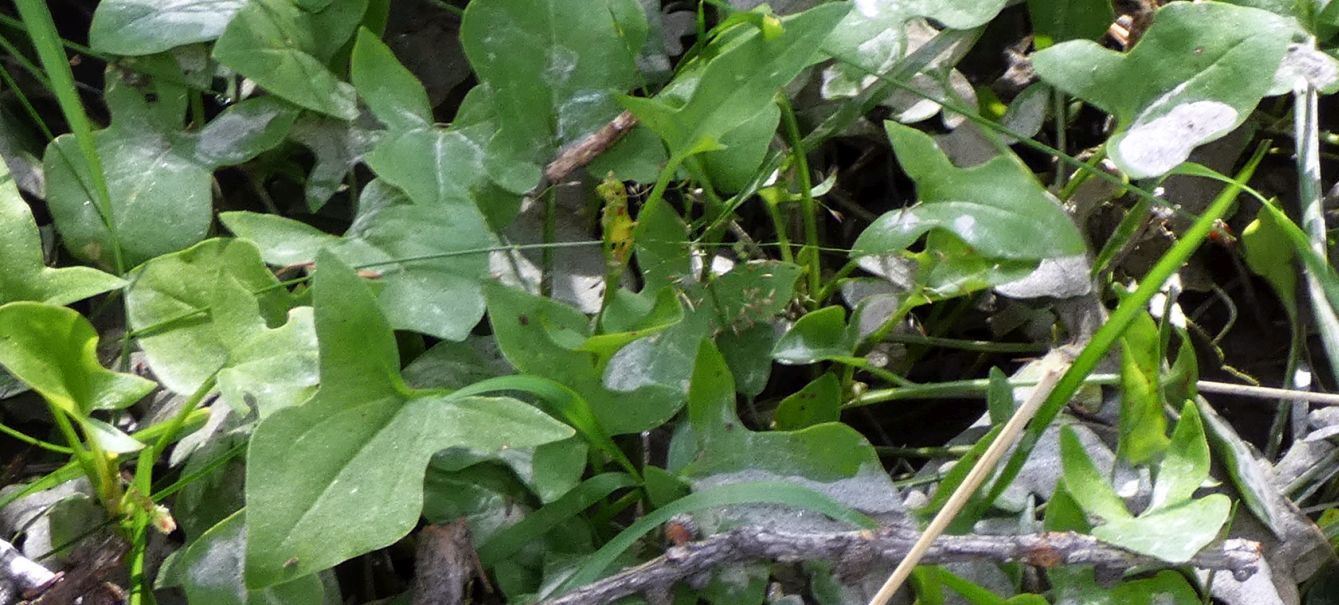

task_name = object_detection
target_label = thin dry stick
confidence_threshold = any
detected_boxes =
[542,526,1260,605]
[867,348,1074,605]
[1197,380,1339,407]
[543,110,639,185]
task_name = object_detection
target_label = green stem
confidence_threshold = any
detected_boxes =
[885,333,1048,354]
[765,198,796,265]
[850,374,1121,407]
[778,96,822,304]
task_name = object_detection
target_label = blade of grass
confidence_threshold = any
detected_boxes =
[1292,67,1339,386]
[477,472,638,566]
[13,0,126,274]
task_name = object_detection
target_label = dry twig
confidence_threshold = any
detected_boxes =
[540,526,1260,605]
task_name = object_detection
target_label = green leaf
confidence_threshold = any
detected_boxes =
[705,261,803,329]
[552,480,876,597]
[1032,2,1289,178]
[1026,0,1113,49]
[245,253,572,588]
[173,512,329,605]
[717,322,776,398]
[852,122,1085,261]
[350,28,432,132]
[1117,309,1169,465]
[0,302,155,415]
[632,196,692,292]
[212,0,363,120]
[624,4,848,160]
[90,0,247,55]
[1149,401,1210,512]
[1043,484,1090,533]
[0,159,122,305]
[1242,202,1298,314]
[1091,494,1231,563]
[125,239,315,415]
[774,373,841,430]
[222,182,498,341]
[485,283,682,434]
[460,0,648,157]
[44,76,295,267]
[362,125,508,209]
[772,306,858,365]
[684,341,892,494]
[986,367,1013,425]
[476,472,638,566]
[1059,426,1131,523]
[914,566,1048,605]
[217,212,341,266]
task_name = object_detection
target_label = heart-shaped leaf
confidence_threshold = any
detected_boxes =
[125,238,314,415]
[0,302,154,415]
[852,122,1085,261]
[212,0,363,120]
[44,74,295,268]
[623,4,848,161]
[245,253,572,588]
[222,181,498,341]
[0,159,122,305]
[460,0,648,158]
[1032,2,1290,178]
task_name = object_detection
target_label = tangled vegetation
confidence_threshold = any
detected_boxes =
[0,0,1337,603]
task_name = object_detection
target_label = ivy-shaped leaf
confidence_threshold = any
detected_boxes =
[245,253,572,588]
[89,0,246,56]
[1032,2,1290,178]
[212,0,364,120]
[677,341,898,516]
[1060,420,1230,564]
[0,302,155,415]
[222,178,498,341]
[125,238,315,416]
[623,4,848,162]
[485,283,683,435]
[772,306,859,365]
[460,0,648,159]
[44,73,295,268]
[0,159,122,305]
[852,121,1085,261]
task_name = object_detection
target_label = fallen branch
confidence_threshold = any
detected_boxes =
[539,526,1262,605]
[543,110,639,185]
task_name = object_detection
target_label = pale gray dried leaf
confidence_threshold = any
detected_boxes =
[489,185,608,314]
[994,255,1092,299]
